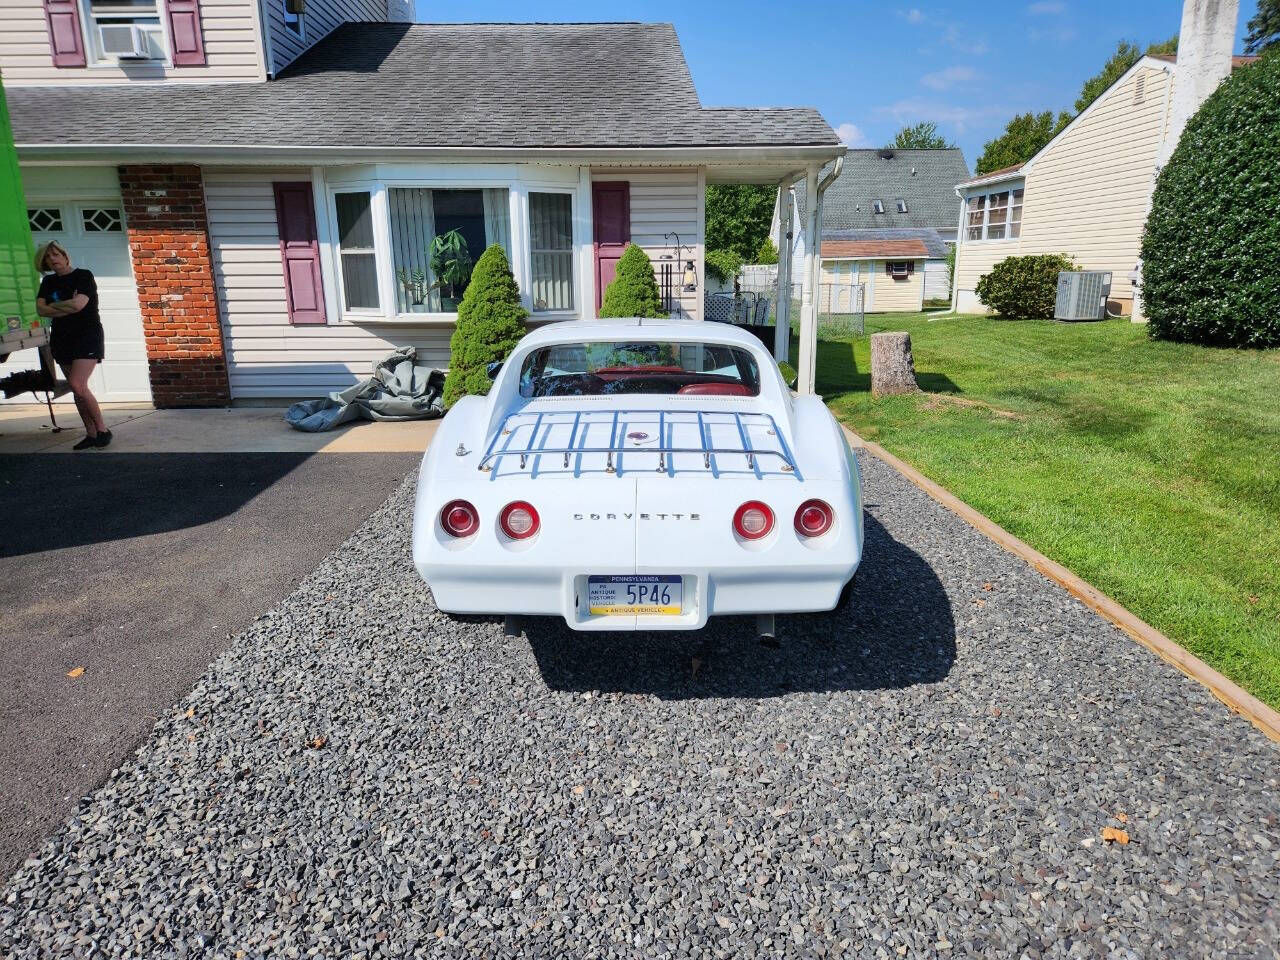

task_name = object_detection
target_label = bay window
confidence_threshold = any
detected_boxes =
[965,186,1024,241]
[335,191,379,311]
[387,187,510,313]
[529,192,574,312]
[325,176,579,321]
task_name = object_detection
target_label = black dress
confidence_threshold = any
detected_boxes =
[38,268,105,365]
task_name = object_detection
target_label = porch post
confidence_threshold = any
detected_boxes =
[773,179,794,362]
[798,164,821,395]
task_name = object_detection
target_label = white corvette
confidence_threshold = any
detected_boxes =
[412,320,863,635]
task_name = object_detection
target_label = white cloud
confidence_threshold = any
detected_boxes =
[920,65,978,91]
[1026,1,1066,13]
[904,7,925,23]
[834,122,870,147]
[939,23,989,56]
[872,99,1009,134]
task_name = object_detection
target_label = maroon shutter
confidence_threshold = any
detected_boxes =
[165,0,206,66]
[43,0,87,67]
[592,181,630,313]
[273,182,327,325]
[885,262,893,276]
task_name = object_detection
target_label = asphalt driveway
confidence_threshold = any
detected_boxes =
[0,450,418,879]
[1,452,1276,957]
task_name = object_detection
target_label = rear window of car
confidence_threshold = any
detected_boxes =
[519,341,762,398]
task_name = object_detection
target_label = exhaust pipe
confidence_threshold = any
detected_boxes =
[756,613,777,644]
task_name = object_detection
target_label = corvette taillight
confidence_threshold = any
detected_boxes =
[794,499,834,538]
[733,501,774,540]
[499,501,540,540]
[440,499,479,538]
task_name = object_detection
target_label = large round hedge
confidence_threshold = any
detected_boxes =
[1141,55,1280,347]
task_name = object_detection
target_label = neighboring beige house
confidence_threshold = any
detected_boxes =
[952,29,1257,317]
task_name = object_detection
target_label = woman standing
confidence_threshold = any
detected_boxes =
[34,241,111,449]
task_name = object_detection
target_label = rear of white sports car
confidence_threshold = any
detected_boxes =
[412,322,863,631]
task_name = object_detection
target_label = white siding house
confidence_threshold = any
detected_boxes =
[0,0,267,84]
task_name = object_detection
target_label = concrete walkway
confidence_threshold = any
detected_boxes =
[0,403,439,455]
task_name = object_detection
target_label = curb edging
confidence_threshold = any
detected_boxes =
[843,425,1280,745]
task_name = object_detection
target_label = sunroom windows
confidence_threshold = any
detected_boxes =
[964,186,1024,241]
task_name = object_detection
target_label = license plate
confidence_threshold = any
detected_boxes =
[588,575,682,615]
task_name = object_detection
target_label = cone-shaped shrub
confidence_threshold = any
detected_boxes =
[1141,56,1280,347]
[443,244,528,408]
[599,243,667,318]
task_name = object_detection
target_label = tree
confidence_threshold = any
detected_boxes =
[704,184,776,263]
[1245,0,1280,54]
[443,245,528,407]
[1075,37,1178,114]
[1141,53,1280,347]
[975,111,1072,174]
[889,122,954,150]
[705,249,744,285]
[599,243,666,318]
[754,237,779,265]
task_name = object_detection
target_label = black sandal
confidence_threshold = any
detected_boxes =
[73,435,98,450]
[94,430,113,448]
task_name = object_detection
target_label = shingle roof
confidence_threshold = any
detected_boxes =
[793,148,970,232]
[9,22,839,150]
[821,228,949,260]
[821,238,930,259]
[959,163,1024,186]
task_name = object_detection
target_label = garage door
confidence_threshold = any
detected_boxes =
[1,168,151,404]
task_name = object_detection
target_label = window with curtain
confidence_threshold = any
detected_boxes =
[387,187,510,314]
[334,191,378,311]
[965,194,985,241]
[529,192,574,312]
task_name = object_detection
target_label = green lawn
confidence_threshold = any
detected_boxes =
[809,313,1280,710]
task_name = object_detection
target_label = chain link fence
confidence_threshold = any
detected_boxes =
[715,266,864,341]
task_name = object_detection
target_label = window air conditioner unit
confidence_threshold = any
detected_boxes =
[98,23,152,59]
[1054,270,1113,321]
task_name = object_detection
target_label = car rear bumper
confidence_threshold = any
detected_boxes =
[418,556,859,631]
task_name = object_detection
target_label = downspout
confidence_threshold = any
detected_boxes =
[798,156,843,396]
[949,186,965,313]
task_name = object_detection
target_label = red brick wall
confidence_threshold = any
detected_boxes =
[118,165,230,407]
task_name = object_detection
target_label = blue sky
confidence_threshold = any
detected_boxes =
[414,0,1261,169]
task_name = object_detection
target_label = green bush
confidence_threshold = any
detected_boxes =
[976,253,1075,319]
[754,237,779,266]
[599,243,666,318]
[1141,56,1280,347]
[443,245,528,407]
[704,248,744,286]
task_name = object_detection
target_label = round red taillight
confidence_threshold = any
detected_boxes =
[794,499,834,538]
[440,499,479,538]
[733,501,775,540]
[499,501,540,540]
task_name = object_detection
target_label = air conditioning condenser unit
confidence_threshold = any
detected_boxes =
[1055,270,1112,321]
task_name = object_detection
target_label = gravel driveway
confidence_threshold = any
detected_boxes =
[2,453,1276,959]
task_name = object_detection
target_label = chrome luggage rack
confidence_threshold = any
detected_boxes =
[476,408,801,478]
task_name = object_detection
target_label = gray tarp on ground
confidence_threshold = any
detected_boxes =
[284,346,446,432]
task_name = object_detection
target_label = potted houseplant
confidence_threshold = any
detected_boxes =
[396,268,429,312]
[429,229,473,311]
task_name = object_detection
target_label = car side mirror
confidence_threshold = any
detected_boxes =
[486,361,503,380]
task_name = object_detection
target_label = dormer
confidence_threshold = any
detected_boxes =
[0,0,404,86]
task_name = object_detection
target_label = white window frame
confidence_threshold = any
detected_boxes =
[963,184,1024,243]
[330,188,383,316]
[80,0,170,66]
[872,199,885,215]
[525,187,578,316]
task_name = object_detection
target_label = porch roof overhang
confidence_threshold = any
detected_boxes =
[14,142,846,180]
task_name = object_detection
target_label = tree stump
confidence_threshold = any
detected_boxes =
[870,332,920,397]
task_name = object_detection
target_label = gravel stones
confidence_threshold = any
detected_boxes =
[2,452,1277,958]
